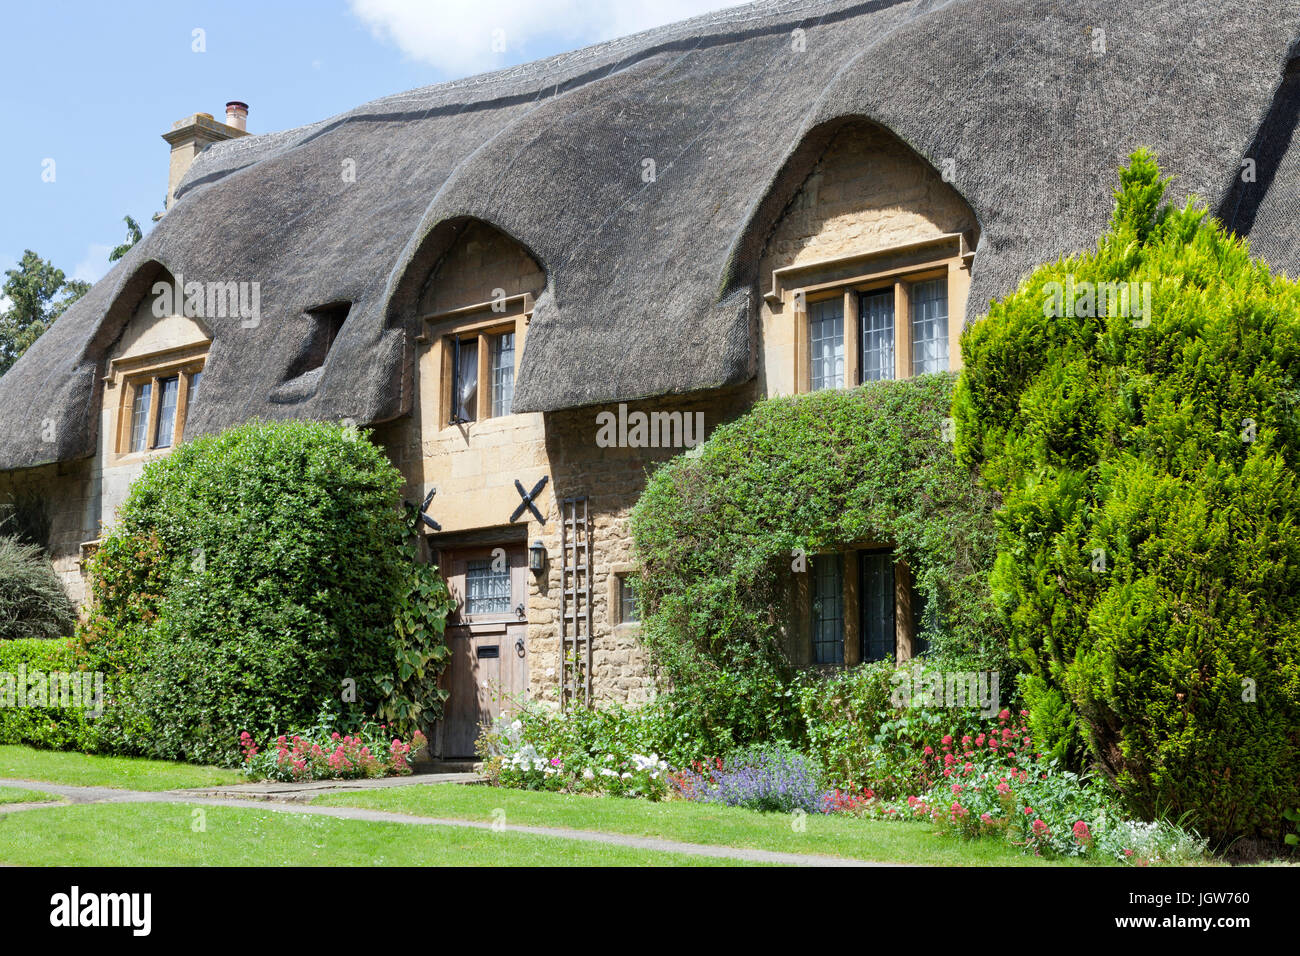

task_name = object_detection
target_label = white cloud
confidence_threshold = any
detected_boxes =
[348,0,747,76]
[72,244,114,285]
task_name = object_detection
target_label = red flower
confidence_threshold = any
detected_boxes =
[1072,820,1092,844]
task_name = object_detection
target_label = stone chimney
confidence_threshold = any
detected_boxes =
[161,102,250,211]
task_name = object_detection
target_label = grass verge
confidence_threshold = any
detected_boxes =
[0,802,746,866]
[0,784,59,805]
[314,783,1103,866]
[0,745,245,791]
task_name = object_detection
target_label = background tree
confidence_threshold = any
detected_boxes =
[0,250,89,376]
[108,215,143,262]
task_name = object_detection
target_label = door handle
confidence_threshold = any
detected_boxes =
[515,638,526,658]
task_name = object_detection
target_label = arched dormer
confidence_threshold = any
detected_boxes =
[755,120,980,396]
[412,219,546,427]
[102,264,211,463]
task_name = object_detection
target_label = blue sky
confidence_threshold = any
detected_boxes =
[0,0,740,294]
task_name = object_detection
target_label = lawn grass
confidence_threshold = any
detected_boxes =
[0,785,59,805]
[0,802,745,866]
[0,745,246,791]
[314,783,1103,866]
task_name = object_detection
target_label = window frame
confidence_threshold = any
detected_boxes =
[791,251,966,393]
[423,294,532,428]
[858,547,897,664]
[110,345,206,460]
[810,553,845,665]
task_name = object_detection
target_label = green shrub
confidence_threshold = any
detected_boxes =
[0,638,101,751]
[630,376,1004,743]
[79,420,452,765]
[0,536,75,641]
[953,149,1300,844]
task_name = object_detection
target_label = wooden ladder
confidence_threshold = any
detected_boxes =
[559,496,592,709]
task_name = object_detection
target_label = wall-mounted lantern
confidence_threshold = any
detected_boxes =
[528,539,547,574]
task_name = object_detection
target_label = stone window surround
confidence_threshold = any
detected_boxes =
[608,561,642,636]
[781,232,975,392]
[419,293,533,427]
[107,343,207,461]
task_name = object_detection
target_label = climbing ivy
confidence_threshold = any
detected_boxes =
[629,375,1004,734]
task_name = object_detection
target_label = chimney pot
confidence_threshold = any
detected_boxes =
[225,101,249,132]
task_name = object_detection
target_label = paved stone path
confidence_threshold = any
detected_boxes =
[0,777,891,867]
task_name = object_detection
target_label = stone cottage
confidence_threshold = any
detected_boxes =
[2,0,1299,755]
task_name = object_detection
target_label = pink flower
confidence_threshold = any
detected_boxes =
[1072,821,1092,844]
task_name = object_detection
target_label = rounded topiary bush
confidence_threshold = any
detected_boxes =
[953,150,1300,845]
[81,419,443,765]
[0,535,75,641]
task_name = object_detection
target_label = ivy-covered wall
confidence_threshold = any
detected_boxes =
[630,374,1004,705]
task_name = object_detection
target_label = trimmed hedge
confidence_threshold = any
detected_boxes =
[0,638,101,751]
[954,150,1300,844]
[79,420,452,765]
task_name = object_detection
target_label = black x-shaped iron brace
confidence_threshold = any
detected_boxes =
[415,486,440,532]
[510,476,549,523]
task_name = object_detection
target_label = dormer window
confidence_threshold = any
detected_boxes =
[112,348,206,458]
[129,382,152,453]
[153,376,180,448]
[798,260,962,393]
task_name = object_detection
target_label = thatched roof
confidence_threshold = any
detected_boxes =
[3,0,1299,472]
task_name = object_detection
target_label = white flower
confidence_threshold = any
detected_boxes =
[511,720,522,731]
[582,769,595,781]
[621,772,632,780]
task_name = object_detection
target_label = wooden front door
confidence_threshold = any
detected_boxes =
[436,545,529,758]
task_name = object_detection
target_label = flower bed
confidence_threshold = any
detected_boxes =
[477,684,1207,863]
[669,744,830,814]
[866,709,1206,864]
[239,713,424,782]
[478,704,670,799]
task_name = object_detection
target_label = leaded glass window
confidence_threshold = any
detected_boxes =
[811,554,844,664]
[808,298,845,391]
[910,278,949,375]
[490,332,515,418]
[465,558,511,615]
[859,289,895,382]
[154,376,179,448]
[130,382,152,453]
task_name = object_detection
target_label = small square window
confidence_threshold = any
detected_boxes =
[465,558,511,615]
[618,576,639,624]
